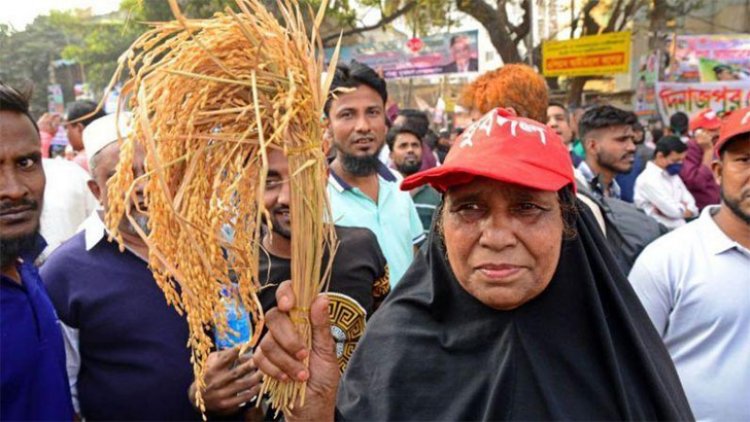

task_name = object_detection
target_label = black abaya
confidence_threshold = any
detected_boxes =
[336,201,693,421]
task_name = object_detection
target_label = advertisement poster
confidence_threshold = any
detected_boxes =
[542,31,631,77]
[634,49,668,119]
[698,58,750,82]
[655,80,750,122]
[47,84,64,114]
[665,35,750,82]
[325,30,479,79]
[74,83,93,101]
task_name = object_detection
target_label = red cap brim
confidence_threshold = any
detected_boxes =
[715,127,750,155]
[701,120,722,131]
[401,159,574,193]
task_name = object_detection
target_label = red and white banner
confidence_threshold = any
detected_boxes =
[655,80,750,122]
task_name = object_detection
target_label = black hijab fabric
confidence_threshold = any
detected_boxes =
[337,201,693,421]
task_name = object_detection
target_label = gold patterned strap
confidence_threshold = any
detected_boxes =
[372,265,391,299]
[326,292,367,373]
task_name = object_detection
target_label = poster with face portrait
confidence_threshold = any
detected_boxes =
[633,49,667,120]
[665,35,750,83]
[47,84,64,114]
[324,30,479,79]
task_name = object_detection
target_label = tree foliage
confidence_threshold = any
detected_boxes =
[385,0,454,37]
[0,11,89,115]
[2,0,707,113]
[456,0,531,64]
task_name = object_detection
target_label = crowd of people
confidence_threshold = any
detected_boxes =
[1,57,748,421]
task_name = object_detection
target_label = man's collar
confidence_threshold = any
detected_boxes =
[84,211,107,251]
[18,233,48,264]
[700,206,749,256]
[83,211,150,262]
[328,161,396,192]
[328,168,352,192]
[645,161,668,177]
[412,184,426,195]
[577,161,596,182]
[577,161,620,198]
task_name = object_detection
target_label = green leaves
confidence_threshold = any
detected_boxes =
[1,0,456,115]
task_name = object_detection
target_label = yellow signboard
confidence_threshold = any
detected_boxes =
[542,31,631,77]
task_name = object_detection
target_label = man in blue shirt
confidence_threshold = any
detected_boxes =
[41,114,202,420]
[0,83,74,420]
[325,61,425,286]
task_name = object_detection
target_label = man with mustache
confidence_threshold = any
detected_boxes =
[576,105,637,201]
[190,147,390,417]
[546,102,582,167]
[326,61,425,286]
[392,109,438,171]
[614,121,652,204]
[0,83,74,419]
[629,106,750,421]
[40,114,202,420]
[386,124,441,235]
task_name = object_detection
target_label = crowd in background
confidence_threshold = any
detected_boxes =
[1,58,748,421]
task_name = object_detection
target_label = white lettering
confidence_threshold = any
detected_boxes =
[460,111,550,147]
[459,110,497,148]
[496,114,548,145]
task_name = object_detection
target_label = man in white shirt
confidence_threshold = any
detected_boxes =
[628,106,750,422]
[634,135,698,229]
[39,158,98,258]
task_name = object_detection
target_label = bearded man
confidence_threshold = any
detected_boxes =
[325,61,424,287]
[387,124,440,236]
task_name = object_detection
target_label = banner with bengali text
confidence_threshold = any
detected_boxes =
[542,31,631,77]
[655,81,750,122]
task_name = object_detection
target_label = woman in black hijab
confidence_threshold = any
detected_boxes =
[254,109,693,421]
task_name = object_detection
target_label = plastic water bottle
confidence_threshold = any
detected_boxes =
[214,284,252,350]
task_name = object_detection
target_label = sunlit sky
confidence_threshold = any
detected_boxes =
[0,0,121,31]
[0,0,476,43]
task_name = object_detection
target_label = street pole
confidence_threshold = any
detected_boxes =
[527,0,534,66]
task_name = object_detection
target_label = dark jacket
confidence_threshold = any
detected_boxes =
[442,58,478,73]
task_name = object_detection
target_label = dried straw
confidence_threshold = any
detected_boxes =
[103,0,340,416]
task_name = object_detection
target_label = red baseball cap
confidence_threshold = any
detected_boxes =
[401,108,575,193]
[689,109,721,132]
[715,106,750,155]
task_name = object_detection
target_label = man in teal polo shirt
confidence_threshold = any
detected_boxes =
[325,61,425,286]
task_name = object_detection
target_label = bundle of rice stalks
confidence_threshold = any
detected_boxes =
[104,0,339,415]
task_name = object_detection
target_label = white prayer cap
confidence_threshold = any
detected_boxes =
[83,112,132,170]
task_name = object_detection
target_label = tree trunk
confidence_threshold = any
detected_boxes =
[455,0,526,64]
[649,0,668,49]
[490,33,524,64]
[566,76,590,106]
